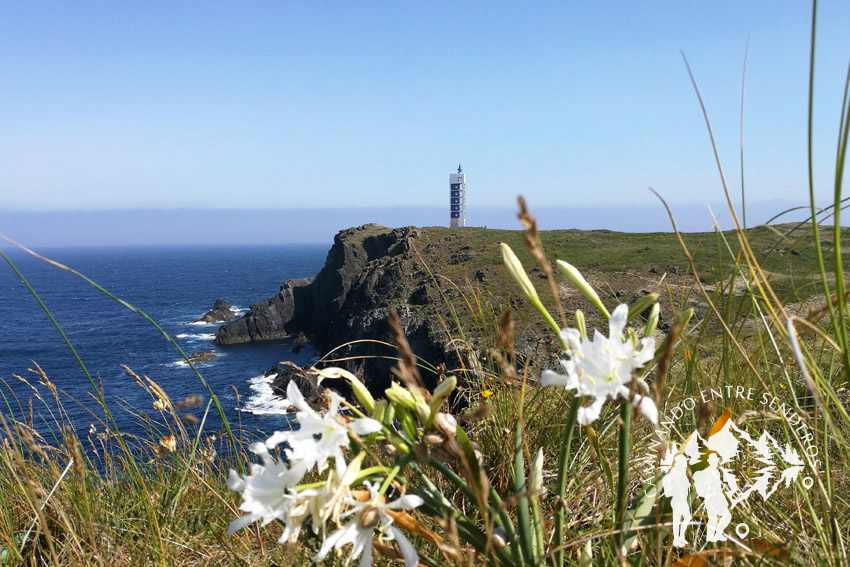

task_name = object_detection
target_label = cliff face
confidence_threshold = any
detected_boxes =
[214,222,821,399]
[214,224,444,392]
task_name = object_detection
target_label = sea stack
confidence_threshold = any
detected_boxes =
[195,299,236,323]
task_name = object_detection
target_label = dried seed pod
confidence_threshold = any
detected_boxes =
[423,433,445,446]
[433,412,457,436]
[492,526,508,548]
[358,506,380,529]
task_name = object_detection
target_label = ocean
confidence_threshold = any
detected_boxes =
[0,244,329,441]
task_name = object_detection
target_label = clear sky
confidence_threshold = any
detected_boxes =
[0,2,848,235]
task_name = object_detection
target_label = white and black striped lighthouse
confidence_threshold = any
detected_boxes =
[449,164,466,228]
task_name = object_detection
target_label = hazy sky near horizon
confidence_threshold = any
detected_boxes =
[1,2,849,219]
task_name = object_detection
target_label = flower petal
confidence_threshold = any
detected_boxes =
[227,513,256,537]
[541,369,570,387]
[313,521,356,562]
[385,494,424,511]
[264,430,290,450]
[227,469,245,492]
[608,304,628,338]
[576,396,606,425]
[286,380,312,413]
[389,526,420,567]
[634,394,659,424]
[350,417,382,436]
[634,338,655,368]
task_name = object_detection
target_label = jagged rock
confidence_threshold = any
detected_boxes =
[215,225,443,394]
[188,351,216,363]
[267,363,353,411]
[195,299,236,323]
[214,278,314,343]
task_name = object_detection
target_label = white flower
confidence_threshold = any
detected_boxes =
[227,442,309,536]
[265,381,382,476]
[313,481,424,567]
[541,303,657,425]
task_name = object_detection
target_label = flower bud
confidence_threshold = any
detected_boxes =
[627,293,659,324]
[415,401,431,422]
[572,309,587,341]
[429,375,456,415]
[385,382,417,411]
[315,366,375,413]
[530,447,544,496]
[500,243,540,302]
[556,260,609,318]
[643,302,660,337]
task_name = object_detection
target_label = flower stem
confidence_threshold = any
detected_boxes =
[553,397,581,567]
[514,417,534,566]
[379,454,415,497]
[615,401,632,557]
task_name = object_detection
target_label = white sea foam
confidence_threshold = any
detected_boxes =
[238,373,293,416]
[176,332,215,341]
[186,320,217,326]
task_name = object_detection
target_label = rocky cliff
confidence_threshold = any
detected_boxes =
[214,222,710,396]
[215,224,447,393]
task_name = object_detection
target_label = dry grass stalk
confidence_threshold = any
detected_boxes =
[517,196,567,327]
[387,309,429,399]
[490,308,520,386]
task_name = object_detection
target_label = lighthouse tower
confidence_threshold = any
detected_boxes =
[449,164,466,228]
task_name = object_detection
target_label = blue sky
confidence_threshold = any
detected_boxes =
[0,2,848,240]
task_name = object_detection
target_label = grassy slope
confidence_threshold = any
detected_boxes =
[389,222,843,356]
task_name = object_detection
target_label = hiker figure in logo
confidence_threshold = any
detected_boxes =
[693,453,732,542]
[661,452,692,547]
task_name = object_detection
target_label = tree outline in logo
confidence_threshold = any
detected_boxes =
[659,409,806,547]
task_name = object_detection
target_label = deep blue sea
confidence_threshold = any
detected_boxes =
[0,244,328,442]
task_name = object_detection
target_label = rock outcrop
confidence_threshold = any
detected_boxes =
[214,280,313,343]
[264,363,353,411]
[215,224,444,393]
[188,351,217,363]
[195,299,236,323]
